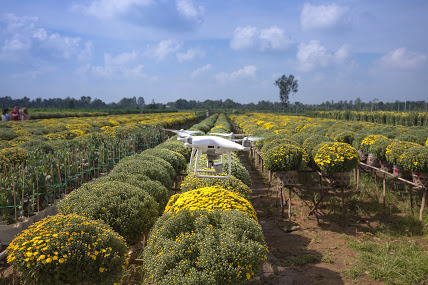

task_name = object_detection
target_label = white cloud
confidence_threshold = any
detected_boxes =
[296,41,354,72]
[176,0,204,23]
[92,50,145,78]
[145,40,181,61]
[230,26,292,52]
[296,40,330,71]
[191,64,211,79]
[301,3,349,30]
[177,48,205,62]
[0,13,88,62]
[215,65,257,83]
[43,33,81,59]
[379,48,426,70]
[74,0,153,19]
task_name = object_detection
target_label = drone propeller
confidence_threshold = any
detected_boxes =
[209,132,253,137]
[164,129,203,137]
[233,137,264,142]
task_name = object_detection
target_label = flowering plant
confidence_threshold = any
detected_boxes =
[360,135,389,153]
[142,148,187,173]
[7,214,127,285]
[143,209,268,285]
[263,144,309,171]
[314,142,359,173]
[398,146,428,172]
[180,174,252,199]
[164,186,257,221]
[58,181,158,244]
[385,141,421,165]
[111,159,172,189]
[369,137,392,161]
[303,135,335,160]
[0,147,28,165]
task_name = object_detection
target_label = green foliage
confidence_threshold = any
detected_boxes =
[398,146,428,172]
[19,139,54,154]
[263,144,308,171]
[142,148,186,174]
[143,209,268,285]
[332,130,357,144]
[156,138,192,161]
[58,181,158,244]
[180,174,252,199]
[260,137,300,156]
[7,214,127,285]
[111,159,173,189]
[0,127,20,141]
[137,153,176,180]
[96,173,172,214]
[369,137,392,161]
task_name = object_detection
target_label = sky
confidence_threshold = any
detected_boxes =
[0,0,427,105]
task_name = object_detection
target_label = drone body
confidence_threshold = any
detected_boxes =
[164,129,262,179]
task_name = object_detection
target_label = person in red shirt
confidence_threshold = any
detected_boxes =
[11,106,20,121]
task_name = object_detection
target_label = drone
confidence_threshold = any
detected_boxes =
[165,129,263,179]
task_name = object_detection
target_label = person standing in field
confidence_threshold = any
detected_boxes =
[1,108,11,121]
[20,108,30,121]
[11,106,20,121]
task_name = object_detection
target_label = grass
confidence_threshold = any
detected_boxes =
[346,238,428,285]
[334,171,428,284]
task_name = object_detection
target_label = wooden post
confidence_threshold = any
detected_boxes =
[409,185,414,211]
[356,167,360,191]
[382,173,386,211]
[280,184,284,216]
[288,187,292,221]
[341,187,345,227]
[419,189,426,221]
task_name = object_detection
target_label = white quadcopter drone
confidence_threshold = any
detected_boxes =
[165,129,263,179]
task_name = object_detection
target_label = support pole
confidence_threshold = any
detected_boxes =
[420,189,426,222]
[288,187,292,221]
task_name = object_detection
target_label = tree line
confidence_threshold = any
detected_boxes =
[1,95,427,112]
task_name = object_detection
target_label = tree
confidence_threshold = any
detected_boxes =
[274,74,298,111]
[137,96,145,108]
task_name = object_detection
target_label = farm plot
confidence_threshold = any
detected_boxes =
[0,113,196,226]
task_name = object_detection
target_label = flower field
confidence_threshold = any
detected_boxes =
[230,113,428,179]
[6,113,268,284]
[0,112,196,224]
[306,110,428,126]
[3,111,428,284]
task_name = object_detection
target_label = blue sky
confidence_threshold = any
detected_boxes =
[0,0,427,104]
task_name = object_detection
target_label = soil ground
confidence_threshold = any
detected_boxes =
[240,154,383,285]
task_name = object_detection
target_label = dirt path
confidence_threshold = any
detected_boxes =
[240,155,382,285]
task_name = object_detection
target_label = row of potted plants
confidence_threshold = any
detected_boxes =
[142,114,268,284]
[0,113,196,224]
[229,113,428,187]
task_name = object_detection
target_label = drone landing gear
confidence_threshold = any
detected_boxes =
[189,149,232,179]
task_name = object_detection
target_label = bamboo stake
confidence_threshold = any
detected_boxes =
[13,171,17,223]
[36,168,39,213]
[21,163,25,218]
